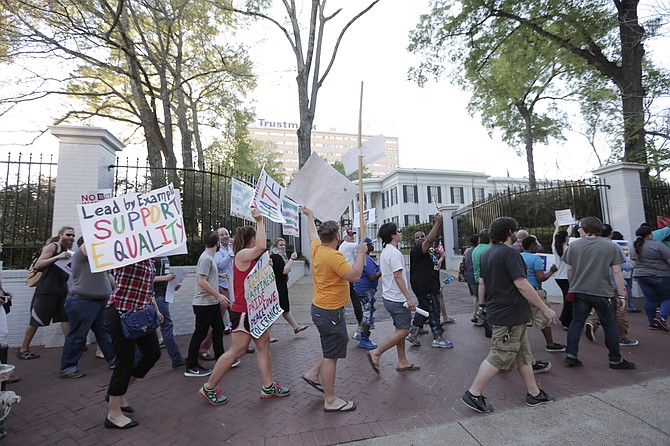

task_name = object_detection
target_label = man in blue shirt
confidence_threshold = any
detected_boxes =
[353,237,381,349]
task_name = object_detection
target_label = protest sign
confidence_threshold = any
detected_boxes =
[286,153,357,223]
[341,134,386,176]
[614,240,631,258]
[251,168,286,223]
[231,177,254,221]
[555,209,576,226]
[352,208,376,228]
[244,251,283,338]
[78,183,186,272]
[536,253,556,272]
[282,198,300,237]
[81,189,113,204]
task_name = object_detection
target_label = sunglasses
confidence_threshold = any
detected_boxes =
[64,233,75,237]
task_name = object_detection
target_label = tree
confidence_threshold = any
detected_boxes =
[330,160,372,181]
[409,1,658,181]
[223,0,384,168]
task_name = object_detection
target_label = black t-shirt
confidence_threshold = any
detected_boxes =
[480,243,530,326]
[35,242,69,295]
[153,257,170,297]
[409,243,440,294]
[270,253,289,300]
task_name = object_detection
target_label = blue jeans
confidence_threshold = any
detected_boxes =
[355,290,376,326]
[566,293,621,363]
[635,276,670,324]
[412,293,443,336]
[624,278,636,309]
[156,295,183,364]
[60,295,115,375]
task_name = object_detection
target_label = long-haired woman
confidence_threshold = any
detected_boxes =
[632,225,670,331]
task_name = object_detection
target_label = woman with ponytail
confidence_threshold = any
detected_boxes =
[632,225,670,331]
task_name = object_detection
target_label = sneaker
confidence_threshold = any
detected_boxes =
[199,384,228,406]
[627,308,641,313]
[260,382,290,399]
[95,350,105,359]
[532,360,551,374]
[405,333,421,346]
[620,339,639,346]
[610,359,636,369]
[564,356,583,367]
[224,325,233,335]
[60,370,86,379]
[525,389,556,407]
[461,390,492,413]
[418,327,430,335]
[158,338,166,349]
[351,331,361,341]
[184,366,212,377]
[358,338,378,350]
[231,358,241,368]
[585,322,595,342]
[171,359,186,368]
[654,317,669,332]
[369,324,375,330]
[545,343,566,352]
[476,306,488,322]
[649,322,660,330]
[432,338,454,348]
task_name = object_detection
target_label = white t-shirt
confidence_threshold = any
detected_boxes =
[380,244,407,303]
[338,241,357,264]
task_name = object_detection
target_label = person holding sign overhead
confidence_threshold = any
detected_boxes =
[199,209,289,406]
[301,208,366,413]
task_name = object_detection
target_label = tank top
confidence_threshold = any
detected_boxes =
[231,259,256,313]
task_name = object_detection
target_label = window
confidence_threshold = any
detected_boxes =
[450,186,464,204]
[390,187,398,206]
[403,185,418,203]
[404,214,420,226]
[473,187,485,202]
[427,185,442,203]
[381,191,387,209]
[391,216,399,225]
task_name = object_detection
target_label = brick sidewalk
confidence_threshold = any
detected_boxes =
[3,278,668,445]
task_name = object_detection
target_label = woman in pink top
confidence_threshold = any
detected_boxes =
[198,209,290,406]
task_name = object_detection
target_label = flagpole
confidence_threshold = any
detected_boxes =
[357,81,365,240]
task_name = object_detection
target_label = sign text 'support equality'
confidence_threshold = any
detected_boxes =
[78,184,185,271]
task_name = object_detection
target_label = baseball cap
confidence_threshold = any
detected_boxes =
[364,237,373,244]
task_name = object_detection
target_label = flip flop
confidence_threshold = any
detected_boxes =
[294,325,309,334]
[302,376,324,393]
[367,351,380,375]
[324,400,356,413]
[396,363,420,372]
[270,338,279,343]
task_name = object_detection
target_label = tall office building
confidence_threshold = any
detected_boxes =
[248,119,400,183]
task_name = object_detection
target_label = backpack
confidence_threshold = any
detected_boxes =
[26,242,61,287]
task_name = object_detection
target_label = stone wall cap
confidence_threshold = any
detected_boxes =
[592,162,646,176]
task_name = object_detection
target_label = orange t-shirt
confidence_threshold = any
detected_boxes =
[311,238,352,310]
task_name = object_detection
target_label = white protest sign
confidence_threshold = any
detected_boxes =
[55,250,76,275]
[555,209,576,226]
[341,134,386,176]
[231,177,254,221]
[78,183,186,272]
[244,251,283,338]
[614,240,631,258]
[165,269,187,304]
[286,153,357,223]
[352,208,376,228]
[81,189,113,204]
[282,198,300,237]
[251,168,286,223]
[536,253,556,272]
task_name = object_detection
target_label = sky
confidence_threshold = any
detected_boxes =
[1,0,668,182]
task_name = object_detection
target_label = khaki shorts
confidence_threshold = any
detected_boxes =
[529,288,550,329]
[485,324,533,370]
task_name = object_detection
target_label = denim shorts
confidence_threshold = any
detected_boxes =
[383,299,411,329]
[485,324,533,370]
[311,305,348,359]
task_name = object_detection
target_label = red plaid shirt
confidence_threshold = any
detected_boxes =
[107,259,155,312]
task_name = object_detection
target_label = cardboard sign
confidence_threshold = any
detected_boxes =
[244,251,283,338]
[614,240,631,258]
[78,183,186,272]
[352,208,376,228]
[536,253,556,272]
[251,168,286,223]
[231,177,254,221]
[282,198,299,237]
[555,209,576,226]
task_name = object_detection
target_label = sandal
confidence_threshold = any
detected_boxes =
[16,350,40,360]
[294,325,308,334]
[441,317,456,326]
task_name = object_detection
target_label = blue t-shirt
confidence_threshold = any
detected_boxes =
[354,254,380,293]
[520,252,543,287]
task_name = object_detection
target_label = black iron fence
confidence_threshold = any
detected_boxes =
[641,182,670,225]
[0,152,57,269]
[452,179,610,253]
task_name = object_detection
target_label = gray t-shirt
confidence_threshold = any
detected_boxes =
[631,239,670,277]
[193,250,219,306]
[563,237,625,297]
[69,248,113,300]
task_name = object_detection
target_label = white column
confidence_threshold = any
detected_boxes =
[592,162,645,241]
[43,126,124,347]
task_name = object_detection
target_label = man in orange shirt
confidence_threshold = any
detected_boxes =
[301,208,366,413]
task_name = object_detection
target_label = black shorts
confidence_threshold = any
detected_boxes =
[30,292,68,327]
[229,310,251,336]
[311,305,348,359]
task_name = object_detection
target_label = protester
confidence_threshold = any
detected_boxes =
[199,209,289,406]
[367,222,420,375]
[461,217,557,414]
[105,259,162,429]
[353,237,381,349]
[339,229,364,340]
[153,256,185,369]
[302,208,365,412]
[0,242,20,384]
[552,222,571,329]
[18,227,75,359]
[270,237,308,335]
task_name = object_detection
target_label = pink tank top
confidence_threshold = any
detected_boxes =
[231,260,256,313]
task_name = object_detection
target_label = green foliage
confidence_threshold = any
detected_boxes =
[330,160,373,181]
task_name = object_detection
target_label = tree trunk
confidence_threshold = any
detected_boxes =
[296,72,314,168]
[191,99,205,170]
[518,105,537,190]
